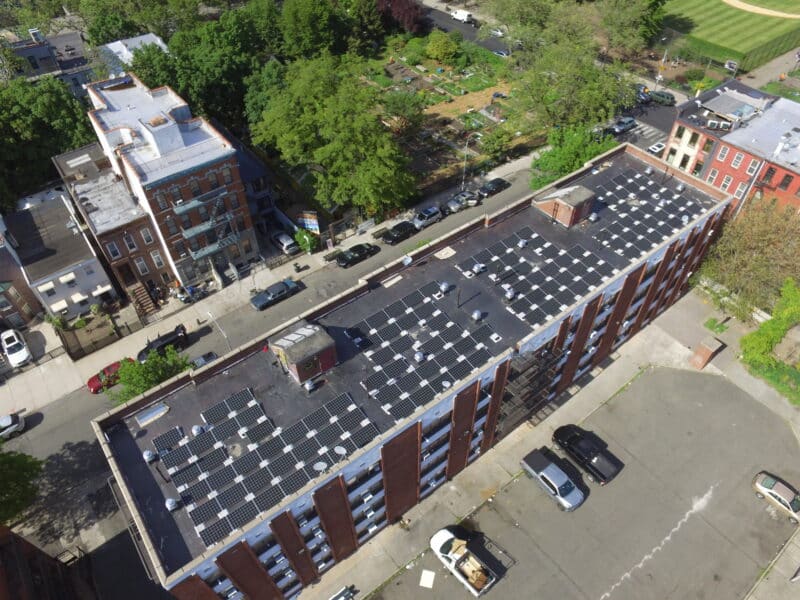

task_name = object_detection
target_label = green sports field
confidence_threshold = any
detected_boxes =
[665,0,800,55]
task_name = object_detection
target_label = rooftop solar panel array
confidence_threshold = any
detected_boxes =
[173,390,376,548]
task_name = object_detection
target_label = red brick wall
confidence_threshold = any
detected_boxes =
[0,248,42,326]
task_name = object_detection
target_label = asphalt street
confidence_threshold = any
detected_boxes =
[424,5,508,54]
[373,368,800,600]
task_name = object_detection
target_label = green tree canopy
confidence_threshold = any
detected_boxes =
[600,0,667,56]
[382,90,426,134]
[280,0,338,59]
[0,77,93,212]
[426,30,459,63]
[250,55,416,215]
[529,125,617,189]
[480,127,514,162]
[0,445,43,524]
[340,0,384,57]
[111,346,190,404]
[700,198,800,319]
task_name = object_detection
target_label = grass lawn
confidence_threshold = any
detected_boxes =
[745,0,800,11]
[459,112,489,130]
[761,81,800,100]
[439,81,467,96]
[459,73,496,93]
[369,72,394,88]
[664,0,800,55]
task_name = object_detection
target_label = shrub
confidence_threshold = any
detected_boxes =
[684,68,705,82]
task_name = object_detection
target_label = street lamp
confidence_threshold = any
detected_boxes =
[207,310,232,352]
[461,131,480,191]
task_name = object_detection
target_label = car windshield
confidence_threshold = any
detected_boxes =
[761,474,778,489]
[558,480,575,497]
[791,495,800,513]
[6,341,23,353]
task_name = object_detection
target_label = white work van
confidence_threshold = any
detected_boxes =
[450,9,474,24]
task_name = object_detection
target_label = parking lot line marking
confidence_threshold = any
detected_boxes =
[597,485,715,600]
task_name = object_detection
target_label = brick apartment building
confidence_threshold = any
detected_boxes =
[663,80,800,211]
[0,218,42,329]
[93,145,733,599]
[55,74,259,307]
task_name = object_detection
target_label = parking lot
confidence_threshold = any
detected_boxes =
[371,367,800,600]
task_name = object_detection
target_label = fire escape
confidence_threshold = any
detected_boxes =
[178,194,241,263]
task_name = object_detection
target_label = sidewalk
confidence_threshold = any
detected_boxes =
[741,47,800,89]
[298,289,800,600]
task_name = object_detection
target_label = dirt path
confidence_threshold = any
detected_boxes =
[721,0,800,19]
[424,85,510,119]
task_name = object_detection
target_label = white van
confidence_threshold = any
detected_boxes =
[450,10,474,24]
[271,231,301,255]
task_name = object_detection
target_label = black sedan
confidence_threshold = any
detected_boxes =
[250,279,300,311]
[336,243,380,268]
[478,177,510,198]
[381,221,417,245]
[552,424,623,485]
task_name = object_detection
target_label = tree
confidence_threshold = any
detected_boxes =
[245,0,284,56]
[86,11,141,45]
[480,127,514,162]
[0,445,43,524]
[382,90,426,134]
[341,0,384,57]
[111,346,190,404]
[529,125,617,189]
[250,55,416,215]
[0,77,94,212]
[376,0,424,34]
[426,30,459,63]
[280,0,337,59]
[600,0,667,56]
[129,43,176,90]
[700,198,800,320]
[294,228,319,253]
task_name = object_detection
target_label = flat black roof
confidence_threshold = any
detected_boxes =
[103,149,725,574]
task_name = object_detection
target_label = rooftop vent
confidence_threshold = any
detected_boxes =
[644,166,654,176]
[414,351,426,363]
[588,212,599,222]
[681,215,689,226]
[165,498,180,512]
[191,425,204,436]
[142,450,157,463]
[438,281,450,294]
[676,183,685,193]
[471,309,482,322]
[149,115,168,127]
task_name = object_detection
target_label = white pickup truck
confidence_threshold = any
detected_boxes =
[430,528,497,596]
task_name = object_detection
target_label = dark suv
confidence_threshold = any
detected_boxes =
[552,424,623,485]
[137,324,189,363]
[478,177,510,198]
[381,221,417,245]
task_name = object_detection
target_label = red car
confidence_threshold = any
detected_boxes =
[87,359,133,394]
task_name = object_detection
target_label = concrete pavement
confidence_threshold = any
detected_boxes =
[297,289,800,600]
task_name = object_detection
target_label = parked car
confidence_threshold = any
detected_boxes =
[190,352,219,370]
[610,117,637,135]
[442,190,479,215]
[521,448,585,511]
[552,424,623,485]
[250,279,300,311]
[651,90,676,106]
[752,471,800,524]
[493,49,510,58]
[647,142,666,156]
[0,413,25,439]
[1,329,31,368]
[271,231,301,256]
[336,243,380,268]
[488,28,504,38]
[87,358,134,394]
[635,83,652,104]
[478,177,510,198]
[381,221,417,245]
[412,206,443,230]
[137,324,189,363]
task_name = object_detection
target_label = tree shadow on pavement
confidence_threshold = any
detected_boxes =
[19,439,115,547]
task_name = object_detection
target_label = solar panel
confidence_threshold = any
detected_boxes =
[409,385,436,408]
[254,486,283,513]
[172,463,201,488]
[200,517,232,547]
[257,437,284,461]
[161,444,192,470]
[301,408,330,432]
[182,479,211,505]
[235,405,265,430]
[369,346,395,365]
[232,451,261,476]
[396,371,422,394]
[401,290,424,308]
[427,314,449,332]
[374,385,400,407]
[268,453,295,477]
[217,482,247,510]
[383,359,408,381]
[244,468,272,494]
[187,431,215,457]
[395,313,418,331]
[317,423,343,448]
[448,360,473,382]
[153,427,184,452]
[467,348,492,369]
[281,421,309,445]
[292,437,321,462]
[211,418,239,443]
[391,335,414,353]
[189,498,220,526]
[384,300,406,319]
[414,302,436,320]
[436,348,458,367]
[389,399,415,420]
[226,388,254,412]
[325,393,354,416]
[419,282,441,297]
[198,447,227,473]
[364,370,389,391]
[202,401,230,425]
[376,322,401,342]
[206,464,237,491]
[337,410,365,434]
[472,325,494,345]
[280,469,310,496]
[420,338,441,356]
[246,419,275,445]
[228,501,259,530]
[352,424,379,448]
[415,360,440,381]
[365,311,388,331]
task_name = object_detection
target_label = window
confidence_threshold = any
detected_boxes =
[189,237,200,252]
[44,287,56,297]
[67,279,77,289]
[123,233,137,252]
[734,182,748,199]
[746,159,760,175]
[8,287,19,300]
[666,148,677,163]
[151,250,165,269]
[721,175,733,191]
[165,217,178,235]
[140,227,154,245]
[175,241,187,257]
[106,241,121,260]
[198,205,208,221]
[0,297,11,310]
[84,265,95,275]
[242,239,252,254]
[189,179,201,197]
[675,126,686,140]
[171,187,182,203]
[702,139,713,153]
[161,272,173,284]
[779,174,794,190]
[236,215,246,232]
[207,171,219,189]
[692,161,704,177]
[154,191,168,211]
[206,229,217,244]
[717,146,729,162]
[763,167,776,183]
[731,152,744,169]
[21,304,33,317]
[222,167,233,184]
[180,214,192,229]
[688,132,699,147]
[679,154,690,170]
[229,243,240,259]
[134,257,149,275]
[229,193,239,209]
[707,169,719,185]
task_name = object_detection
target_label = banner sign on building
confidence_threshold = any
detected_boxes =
[298,211,320,234]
